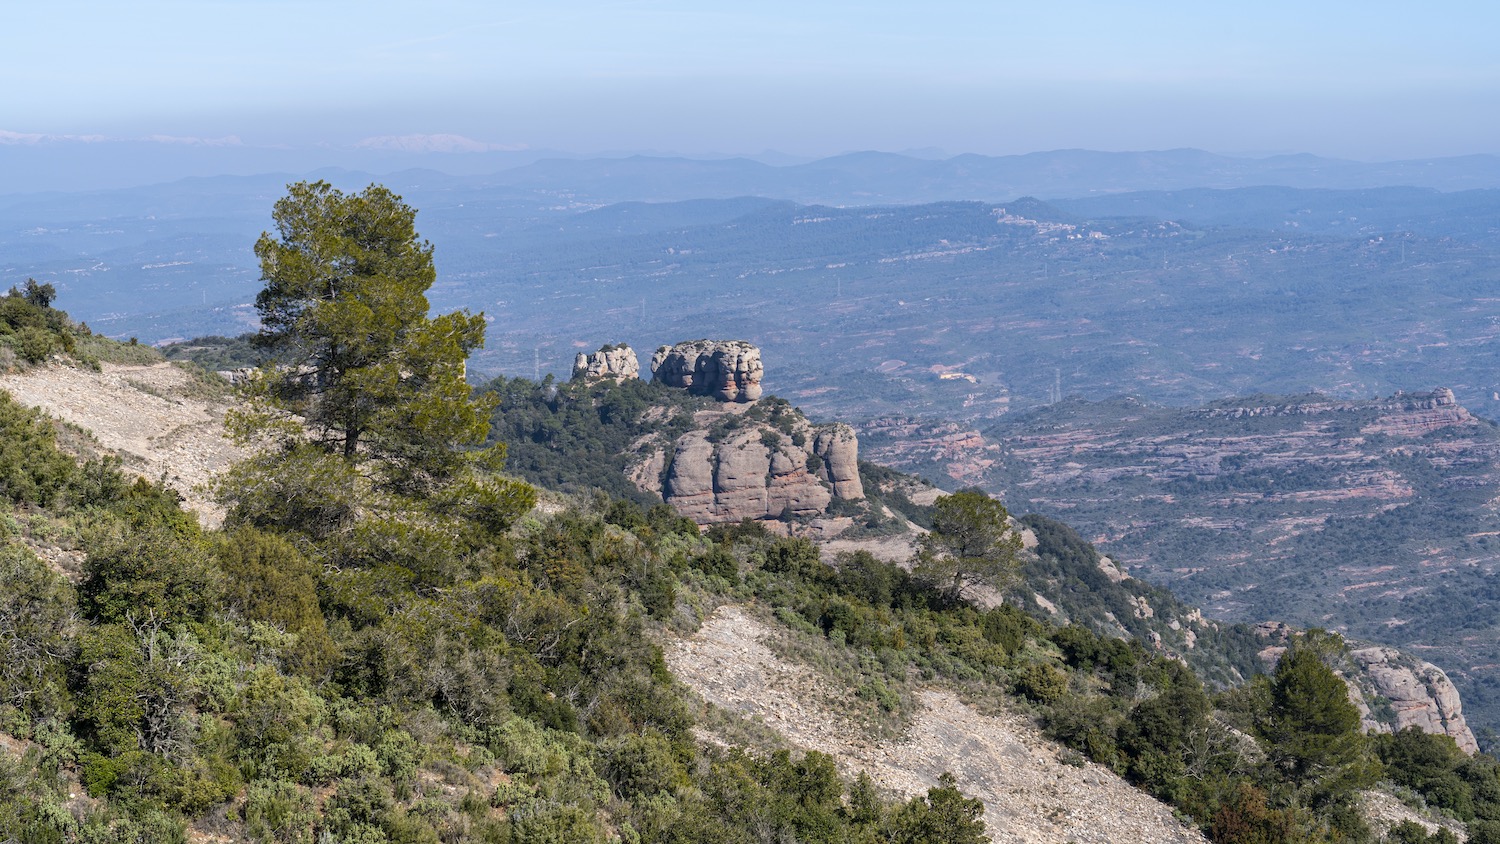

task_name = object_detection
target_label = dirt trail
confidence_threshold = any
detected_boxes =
[665,605,1206,844]
[0,361,245,526]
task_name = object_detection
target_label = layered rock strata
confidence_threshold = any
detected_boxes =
[572,344,640,382]
[651,340,763,402]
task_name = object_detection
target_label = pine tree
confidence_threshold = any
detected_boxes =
[1259,642,1379,801]
[247,180,494,491]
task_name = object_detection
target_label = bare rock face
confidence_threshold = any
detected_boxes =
[813,423,864,499]
[660,427,832,523]
[1350,646,1479,754]
[651,340,763,402]
[1254,628,1480,754]
[572,344,640,382]
[634,403,863,525]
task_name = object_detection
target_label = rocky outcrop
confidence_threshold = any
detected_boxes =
[1252,626,1478,754]
[631,400,865,525]
[1350,646,1478,754]
[813,424,864,500]
[572,344,640,382]
[1361,388,1476,437]
[660,426,834,523]
[651,340,763,402]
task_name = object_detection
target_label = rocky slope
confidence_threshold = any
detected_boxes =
[666,605,1207,844]
[0,360,243,526]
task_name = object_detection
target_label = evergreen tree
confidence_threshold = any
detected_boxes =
[247,180,494,490]
[915,490,1022,605]
[1259,642,1379,801]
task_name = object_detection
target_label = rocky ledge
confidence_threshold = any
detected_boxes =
[630,403,864,525]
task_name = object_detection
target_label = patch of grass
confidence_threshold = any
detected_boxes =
[73,334,163,366]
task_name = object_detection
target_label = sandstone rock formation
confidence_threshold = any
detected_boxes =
[1349,646,1478,754]
[1252,626,1478,754]
[572,344,640,382]
[630,403,864,525]
[660,427,833,523]
[813,423,864,499]
[651,339,763,402]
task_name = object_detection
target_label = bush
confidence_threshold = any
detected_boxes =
[1013,662,1068,704]
[217,528,336,675]
[79,521,222,625]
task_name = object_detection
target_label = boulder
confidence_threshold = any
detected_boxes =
[651,340,763,402]
[572,344,640,382]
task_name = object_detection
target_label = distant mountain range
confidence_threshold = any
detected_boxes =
[6,140,1500,198]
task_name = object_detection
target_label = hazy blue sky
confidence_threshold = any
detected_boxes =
[4,0,1497,159]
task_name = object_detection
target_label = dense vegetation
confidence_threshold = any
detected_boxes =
[482,374,704,503]
[0,343,1484,841]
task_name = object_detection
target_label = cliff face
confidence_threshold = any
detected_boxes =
[572,344,640,382]
[651,339,764,402]
[630,403,864,525]
[1350,646,1479,754]
[812,424,864,500]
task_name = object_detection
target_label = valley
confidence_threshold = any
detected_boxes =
[863,388,1500,730]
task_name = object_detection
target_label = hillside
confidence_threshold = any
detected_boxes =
[864,388,1500,733]
[667,604,1206,844]
[0,350,1488,844]
[0,359,243,525]
[7,182,1500,843]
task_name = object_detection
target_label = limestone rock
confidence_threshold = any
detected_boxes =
[1350,646,1478,754]
[651,339,763,402]
[572,344,640,382]
[813,423,865,499]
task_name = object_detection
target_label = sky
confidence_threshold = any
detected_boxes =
[3,0,1499,161]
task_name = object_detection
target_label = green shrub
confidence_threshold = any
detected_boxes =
[1013,662,1068,704]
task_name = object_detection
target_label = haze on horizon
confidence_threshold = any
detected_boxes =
[3,0,1498,168]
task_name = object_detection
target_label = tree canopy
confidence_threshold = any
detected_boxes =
[248,180,493,489]
[916,490,1022,605]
